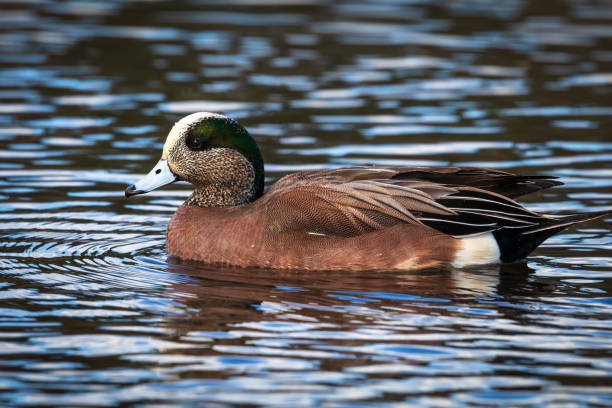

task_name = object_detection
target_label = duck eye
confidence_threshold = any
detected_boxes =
[186,134,204,150]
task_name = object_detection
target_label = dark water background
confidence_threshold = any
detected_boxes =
[0,0,611,406]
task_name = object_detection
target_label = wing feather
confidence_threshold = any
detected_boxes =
[262,166,554,238]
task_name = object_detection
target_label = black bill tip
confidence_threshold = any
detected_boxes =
[124,184,143,198]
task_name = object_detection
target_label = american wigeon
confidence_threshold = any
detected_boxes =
[125,112,609,271]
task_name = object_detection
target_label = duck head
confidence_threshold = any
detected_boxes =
[125,112,264,207]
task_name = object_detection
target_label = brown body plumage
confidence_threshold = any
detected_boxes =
[167,205,457,270]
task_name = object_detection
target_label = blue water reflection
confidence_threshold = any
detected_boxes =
[0,0,610,406]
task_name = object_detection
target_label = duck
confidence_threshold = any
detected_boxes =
[125,112,609,271]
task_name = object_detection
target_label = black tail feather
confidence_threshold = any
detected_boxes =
[493,211,610,262]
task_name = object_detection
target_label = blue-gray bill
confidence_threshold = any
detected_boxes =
[125,159,178,197]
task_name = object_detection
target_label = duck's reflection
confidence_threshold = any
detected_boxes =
[163,257,535,333]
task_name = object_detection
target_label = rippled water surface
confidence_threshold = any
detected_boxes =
[0,0,611,406]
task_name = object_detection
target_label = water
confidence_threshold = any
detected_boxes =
[0,0,611,406]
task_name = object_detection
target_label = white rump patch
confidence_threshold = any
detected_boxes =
[161,112,227,159]
[452,232,500,268]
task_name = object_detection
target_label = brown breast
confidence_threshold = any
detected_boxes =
[166,204,459,271]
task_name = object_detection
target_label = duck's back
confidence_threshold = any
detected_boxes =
[166,166,608,270]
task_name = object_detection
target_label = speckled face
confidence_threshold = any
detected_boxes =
[161,112,265,206]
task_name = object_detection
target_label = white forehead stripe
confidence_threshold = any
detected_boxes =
[161,112,227,159]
